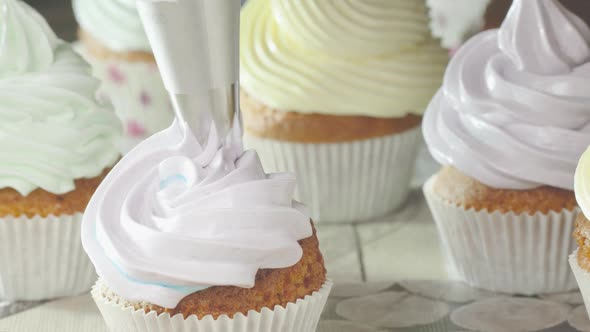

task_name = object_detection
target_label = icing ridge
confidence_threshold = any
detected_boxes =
[82,121,312,308]
[240,0,448,117]
[0,0,121,195]
[424,0,590,190]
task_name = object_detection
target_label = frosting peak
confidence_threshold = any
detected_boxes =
[82,121,312,308]
[0,0,121,196]
[424,0,590,191]
[0,0,57,76]
[498,0,590,75]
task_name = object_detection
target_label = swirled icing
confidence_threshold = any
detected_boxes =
[73,0,150,52]
[423,0,590,190]
[0,0,121,196]
[81,120,312,308]
[240,0,448,117]
[576,147,590,220]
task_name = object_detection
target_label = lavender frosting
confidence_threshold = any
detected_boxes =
[81,119,312,308]
[423,0,590,191]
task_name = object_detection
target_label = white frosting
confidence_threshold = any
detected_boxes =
[82,121,312,308]
[0,0,121,196]
[73,0,150,52]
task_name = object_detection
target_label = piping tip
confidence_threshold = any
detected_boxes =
[136,0,241,144]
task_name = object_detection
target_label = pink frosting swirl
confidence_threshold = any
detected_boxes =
[81,121,312,308]
[424,0,590,190]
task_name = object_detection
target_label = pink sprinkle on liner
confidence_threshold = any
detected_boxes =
[140,91,152,107]
[127,120,147,137]
[108,65,126,84]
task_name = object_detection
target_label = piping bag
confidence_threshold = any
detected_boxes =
[136,0,241,145]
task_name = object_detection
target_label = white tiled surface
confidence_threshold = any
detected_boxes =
[316,189,447,284]
[316,225,364,283]
[0,295,104,332]
[358,207,447,281]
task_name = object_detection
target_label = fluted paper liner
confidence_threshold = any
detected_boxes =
[424,176,578,294]
[244,127,421,223]
[92,278,333,332]
[0,213,96,301]
[569,251,590,321]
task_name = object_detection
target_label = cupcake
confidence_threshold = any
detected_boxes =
[73,0,173,149]
[571,147,590,319]
[240,0,448,223]
[82,120,332,331]
[423,0,590,294]
[0,0,121,300]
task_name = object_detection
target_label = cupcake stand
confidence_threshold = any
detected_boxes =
[2,1,590,332]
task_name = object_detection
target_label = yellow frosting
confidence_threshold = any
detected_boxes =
[240,0,449,117]
[576,147,590,219]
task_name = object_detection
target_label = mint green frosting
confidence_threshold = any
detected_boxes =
[73,0,150,52]
[0,0,121,196]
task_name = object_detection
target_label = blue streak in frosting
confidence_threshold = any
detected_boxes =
[159,174,188,189]
[94,221,208,294]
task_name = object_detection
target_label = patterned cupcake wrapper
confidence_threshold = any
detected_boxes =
[424,176,578,295]
[75,43,174,152]
[0,213,96,301]
[92,279,333,332]
[243,127,421,223]
[569,251,590,320]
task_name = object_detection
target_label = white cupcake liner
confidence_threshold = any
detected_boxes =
[424,176,578,295]
[76,44,174,151]
[92,278,333,332]
[243,127,421,223]
[570,251,590,321]
[0,213,96,301]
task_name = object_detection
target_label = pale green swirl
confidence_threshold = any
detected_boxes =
[0,0,121,196]
[240,0,449,117]
[0,0,58,76]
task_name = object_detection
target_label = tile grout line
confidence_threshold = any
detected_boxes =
[353,224,367,282]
